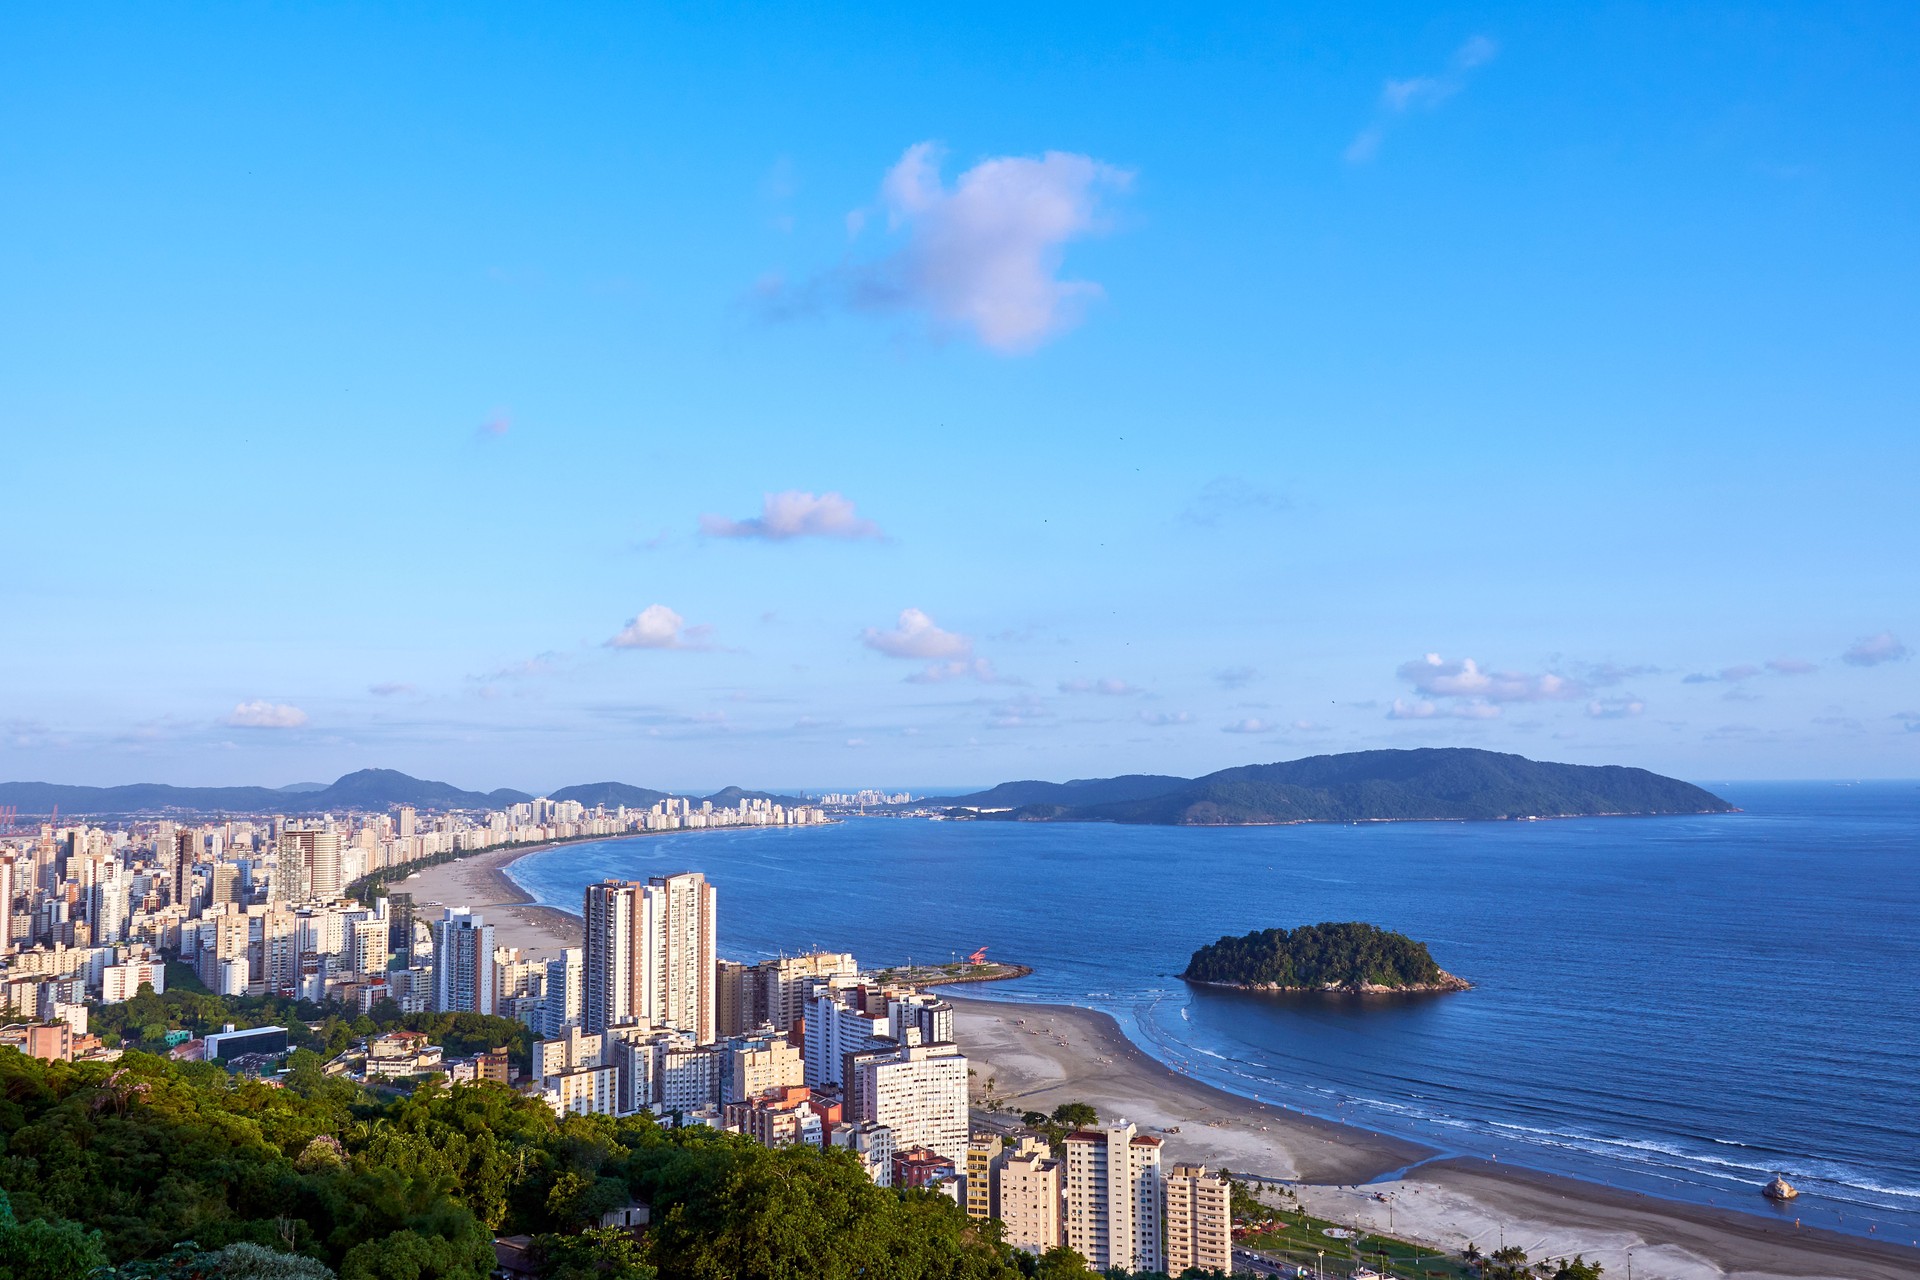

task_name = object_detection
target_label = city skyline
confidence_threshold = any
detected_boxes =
[6,4,1917,787]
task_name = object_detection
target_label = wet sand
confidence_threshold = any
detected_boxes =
[950,995,1920,1280]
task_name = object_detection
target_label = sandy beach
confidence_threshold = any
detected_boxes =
[950,996,1920,1280]
[392,843,584,957]
[392,847,1920,1279]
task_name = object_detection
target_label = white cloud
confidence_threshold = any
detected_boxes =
[1388,696,1499,720]
[1138,710,1193,727]
[1398,653,1581,703]
[845,737,868,748]
[862,608,972,661]
[1223,717,1274,734]
[1842,631,1909,667]
[699,490,883,541]
[607,605,715,651]
[226,700,309,729]
[907,658,1011,685]
[1765,658,1818,675]
[776,142,1131,352]
[1214,666,1258,689]
[368,682,416,697]
[1059,677,1139,695]
[1346,36,1499,163]
[1586,697,1646,719]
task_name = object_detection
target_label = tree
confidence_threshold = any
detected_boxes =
[1033,1247,1094,1279]
[531,1228,655,1280]
[0,1191,109,1280]
[1050,1102,1097,1129]
[1552,1258,1604,1280]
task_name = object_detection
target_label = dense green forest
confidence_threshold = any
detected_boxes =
[1182,922,1462,991]
[0,1047,1226,1280]
[968,748,1733,825]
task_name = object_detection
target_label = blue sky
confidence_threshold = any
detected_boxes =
[3,2,1916,790]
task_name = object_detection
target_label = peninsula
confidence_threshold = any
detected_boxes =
[1182,921,1470,993]
[947,747,1733,826]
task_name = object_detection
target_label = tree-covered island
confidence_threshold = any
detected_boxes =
[1182,922,1470,993]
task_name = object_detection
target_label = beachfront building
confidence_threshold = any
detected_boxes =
[849,1036,970,1170]
[1064,1121,1164,1274]
[994,1136,1064,1254]
[1164,1162,1232,1276]
[582,873,717,1042]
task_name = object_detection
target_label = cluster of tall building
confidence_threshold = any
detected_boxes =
[522,873,973,1185]
[959,1123,1229,1272]
[0,798,1230,1266]
[0,794,824,1018]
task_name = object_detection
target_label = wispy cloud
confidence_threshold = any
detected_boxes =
[1842,631,1908,667]
[908,658,1013,685]
[1138,709,1193,727]
[476,410,510,440]
[607,605,717,651]
[1223,717,1274,734]
[1586,697,1646,719]
[760,142,1132,353]
[1213,666,1258,690]
[1059,677,1140,696]
[368,682,416,697]
[1388,697,1499,720]
[1178,477,1288,528]
[1346,36,1498,163]
[1765,658,1819,675]
[700,490,883,541]
[225,700,309,729]
[1684,665,1761,684]
[862,608,972,661]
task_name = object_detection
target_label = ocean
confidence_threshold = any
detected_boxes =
[506,781,1920,1243]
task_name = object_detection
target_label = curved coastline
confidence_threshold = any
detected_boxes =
[943,994,1920,1279]
[462,827,1919,1275]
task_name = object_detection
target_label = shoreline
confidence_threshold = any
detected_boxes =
[412,839,1920,1278]
[947,995,1920,1280]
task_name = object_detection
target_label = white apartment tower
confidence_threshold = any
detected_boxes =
[1063,1121,1164,1274]
[583,872,716,1042]
[849,1038,970,1170]
[432,908,497,1014]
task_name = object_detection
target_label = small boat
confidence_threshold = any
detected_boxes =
[1763,1175,1800,1201]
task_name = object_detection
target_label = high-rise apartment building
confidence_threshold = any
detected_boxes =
[1164,1163,1232,1277]
[432,908,496,1014]
[1063,1121,1163,1274]
[849,1039,969,1171]
[994,1136,1064,1254]
[582,873,716,1041]
[966,1136,999,1220]
[280,823,342,902]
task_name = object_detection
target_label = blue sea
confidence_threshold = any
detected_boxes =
[507,782,1920,1244]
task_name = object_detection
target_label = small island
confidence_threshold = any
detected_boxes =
[1182,921,1471,994]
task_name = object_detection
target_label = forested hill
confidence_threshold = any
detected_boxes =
[1183,922,1467,992]
[0,770,804,817]
[965,748,1732,825]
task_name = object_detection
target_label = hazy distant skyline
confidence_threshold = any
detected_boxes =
[4,4,1916,788]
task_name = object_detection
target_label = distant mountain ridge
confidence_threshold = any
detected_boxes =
[0,769,803,817]
[949,748,1732,825]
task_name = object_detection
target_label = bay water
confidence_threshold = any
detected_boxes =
[507,782,1920,1244]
